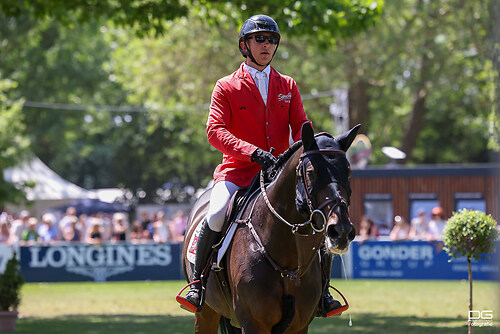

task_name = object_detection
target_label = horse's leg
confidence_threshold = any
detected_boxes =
[195,305,221,334]
[240,324,270,334]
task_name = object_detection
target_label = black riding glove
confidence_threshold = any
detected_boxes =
[251,148,277,170]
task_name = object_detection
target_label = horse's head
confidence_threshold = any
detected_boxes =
[296,122,360,254]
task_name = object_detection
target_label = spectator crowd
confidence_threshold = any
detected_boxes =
[357,206,448,243]
[0,207,187,246]
[0,204,458,247]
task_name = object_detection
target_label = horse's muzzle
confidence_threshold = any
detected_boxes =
[325,209,355,254]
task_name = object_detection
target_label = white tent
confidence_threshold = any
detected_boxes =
[3,156,92,217]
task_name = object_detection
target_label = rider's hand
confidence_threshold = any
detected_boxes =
[251,148,277,170]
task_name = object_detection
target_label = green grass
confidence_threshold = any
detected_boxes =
[16,280,499,333]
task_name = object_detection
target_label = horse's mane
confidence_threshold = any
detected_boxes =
[267,132,337,182]
[262,140,302,183]
[275,140,303,168]
[274,132,335,169]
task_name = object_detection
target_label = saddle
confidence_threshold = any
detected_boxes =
[178,171,265,322]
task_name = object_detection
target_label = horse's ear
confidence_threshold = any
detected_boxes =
[337,124,361,151]
[301,122,315,151]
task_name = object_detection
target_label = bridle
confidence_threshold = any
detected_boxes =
[251,146,350,281]
[260,147,350,235]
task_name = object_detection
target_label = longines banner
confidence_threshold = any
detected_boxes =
[10,239,499,282]
[20,243,184,282]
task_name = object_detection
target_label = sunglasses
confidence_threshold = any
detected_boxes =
[249,35,279,45]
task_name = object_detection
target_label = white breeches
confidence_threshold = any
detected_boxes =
[206,181,241,232]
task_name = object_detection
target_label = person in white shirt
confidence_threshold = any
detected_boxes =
[427,206,446,240]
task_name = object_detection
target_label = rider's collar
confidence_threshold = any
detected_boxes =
[244,63,271,80]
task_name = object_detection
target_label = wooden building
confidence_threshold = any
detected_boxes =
[349,163,500,234]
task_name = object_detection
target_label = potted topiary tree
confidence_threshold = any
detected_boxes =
[0,253,24,332]
[443,209,499,334]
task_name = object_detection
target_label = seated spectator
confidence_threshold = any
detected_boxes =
[9,210,30,246]
[0,218,10,243]
[358,216,379,243]
[140,212,153,239]
[409,208,428,240]
[153,211,170,243]
[390,215,410,241]
[85,218,104,245]
[38,213,60,244]
[130,220,151,244]
[61,217,81,242]
[58,206,78,237]
[427,206,446,241]
[95,212,112,241]
[111,212,129,243]
[21,217,41,245]
[169,210,187,243]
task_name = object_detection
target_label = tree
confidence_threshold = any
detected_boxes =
[0,0,382,39]
[0,80,31,208]
[0,2,381,203]
[322,1,498,164]
[0,13,130,191]
[443,209,499,334]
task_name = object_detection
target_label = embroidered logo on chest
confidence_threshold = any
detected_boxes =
[278,93,292,103]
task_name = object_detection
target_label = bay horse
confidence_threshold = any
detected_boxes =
[180,122,360,333]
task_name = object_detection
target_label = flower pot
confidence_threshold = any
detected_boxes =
[0,311,18,332]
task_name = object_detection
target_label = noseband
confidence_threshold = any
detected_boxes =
[260,148,349,235]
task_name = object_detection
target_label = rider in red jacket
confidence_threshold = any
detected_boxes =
[207,62,308,187]
[186,15,340,317]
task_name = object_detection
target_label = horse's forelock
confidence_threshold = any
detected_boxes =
[304,133,352,196]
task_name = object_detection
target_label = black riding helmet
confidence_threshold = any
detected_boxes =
[239,15,280,67]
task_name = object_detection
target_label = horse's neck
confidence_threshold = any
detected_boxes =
[256,149,303,265]
[268,148,302,217]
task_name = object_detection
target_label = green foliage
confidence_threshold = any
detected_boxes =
[0,0,188,37]
[328,0,497,164]
[0,0,382,40]
[0,80,31,207]
[0,0,497,203]
[0,253,24,311]
[443,209,499,261]
[0,1,381,203]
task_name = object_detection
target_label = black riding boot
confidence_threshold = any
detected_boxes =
[185,219,221,311]
[317,247,343,317]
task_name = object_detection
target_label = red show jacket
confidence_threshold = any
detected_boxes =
[207,63,311,187]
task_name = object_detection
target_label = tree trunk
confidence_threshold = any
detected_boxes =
[400,0,434,164]
[400,83,427,163]
[490,0,500,114]
[468,257,474,334]
[348,79,370,133]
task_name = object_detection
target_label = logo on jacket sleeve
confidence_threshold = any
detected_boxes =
[278,93,292,103]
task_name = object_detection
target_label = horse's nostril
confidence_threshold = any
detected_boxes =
[348,228,356,241]
[327,225,338,239]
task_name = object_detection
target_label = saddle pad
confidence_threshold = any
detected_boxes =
[186,221,238,268]
[216,222,238,269]
[186,222,203,264]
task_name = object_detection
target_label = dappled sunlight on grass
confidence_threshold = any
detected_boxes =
[17,280,499,333]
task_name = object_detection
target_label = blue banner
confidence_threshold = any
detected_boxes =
[17,240,499,282]
[347,240,499,280]
[20,243,184,282]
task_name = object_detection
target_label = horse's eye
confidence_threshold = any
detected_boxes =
[306,168,316,182]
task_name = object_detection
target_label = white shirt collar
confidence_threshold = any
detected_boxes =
[244,64,271,79]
